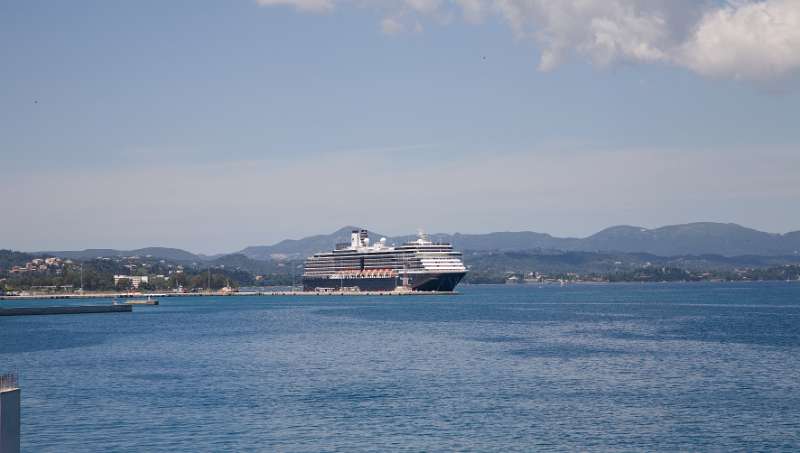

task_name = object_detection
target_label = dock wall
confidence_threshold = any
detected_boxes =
[0,389,20,453]
[0,305,132,317]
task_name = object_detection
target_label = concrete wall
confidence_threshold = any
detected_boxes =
[0,304,132,316]
[0,389,20,453]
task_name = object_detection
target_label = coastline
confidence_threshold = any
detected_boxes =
[4,280,798,301]
[0,290,459,300]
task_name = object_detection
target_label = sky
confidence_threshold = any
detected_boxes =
[1,0,799,254]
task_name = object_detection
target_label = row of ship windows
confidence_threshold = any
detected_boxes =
[316,253,461,260]
[312,254,461,261]
[398,248,458,252]
[307,257,424,263]
[305,267,426,273]
[306,258,464,266]
[323,248,460,254]
[305,265,464,272]
[307,257,420,263]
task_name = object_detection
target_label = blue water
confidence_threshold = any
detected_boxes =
[2,283,800,452]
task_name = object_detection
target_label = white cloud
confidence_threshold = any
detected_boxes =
[500,0,678,71]
[404,0,441,14]
[680,0,800,81]
[456,0,485,23]
[381,16,405,34]
[255,0,334,13]
[3,145,799,252]
[255,0,800,82]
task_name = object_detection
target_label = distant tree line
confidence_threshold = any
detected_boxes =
[0,255,256,292]
[3,248,800,292]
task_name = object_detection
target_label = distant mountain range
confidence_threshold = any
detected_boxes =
[39,222,800,262]
[42,247,208,262]
[239,223,800,260]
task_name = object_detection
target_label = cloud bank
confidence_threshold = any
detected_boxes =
[4,145,799,253]
[257,0,800,82]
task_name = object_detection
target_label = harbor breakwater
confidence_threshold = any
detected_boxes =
[0,305,132,316]
[0,290,457,301]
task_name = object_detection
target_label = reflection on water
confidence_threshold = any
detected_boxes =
[2,282,799,452]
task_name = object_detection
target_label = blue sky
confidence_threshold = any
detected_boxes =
[2,0,799,253]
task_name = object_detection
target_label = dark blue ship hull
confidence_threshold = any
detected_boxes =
[302,272,465,292]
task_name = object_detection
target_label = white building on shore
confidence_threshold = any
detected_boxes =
[113,275,149,289]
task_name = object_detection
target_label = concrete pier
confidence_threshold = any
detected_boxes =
[1,290,458,301]
[0,373,20,453]
[0,304,132,316]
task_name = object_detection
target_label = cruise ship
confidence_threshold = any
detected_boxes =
[302,229,467,292]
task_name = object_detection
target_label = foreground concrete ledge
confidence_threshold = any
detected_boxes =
[0,387,20,453]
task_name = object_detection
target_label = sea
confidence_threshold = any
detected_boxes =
[2,282,799,452]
